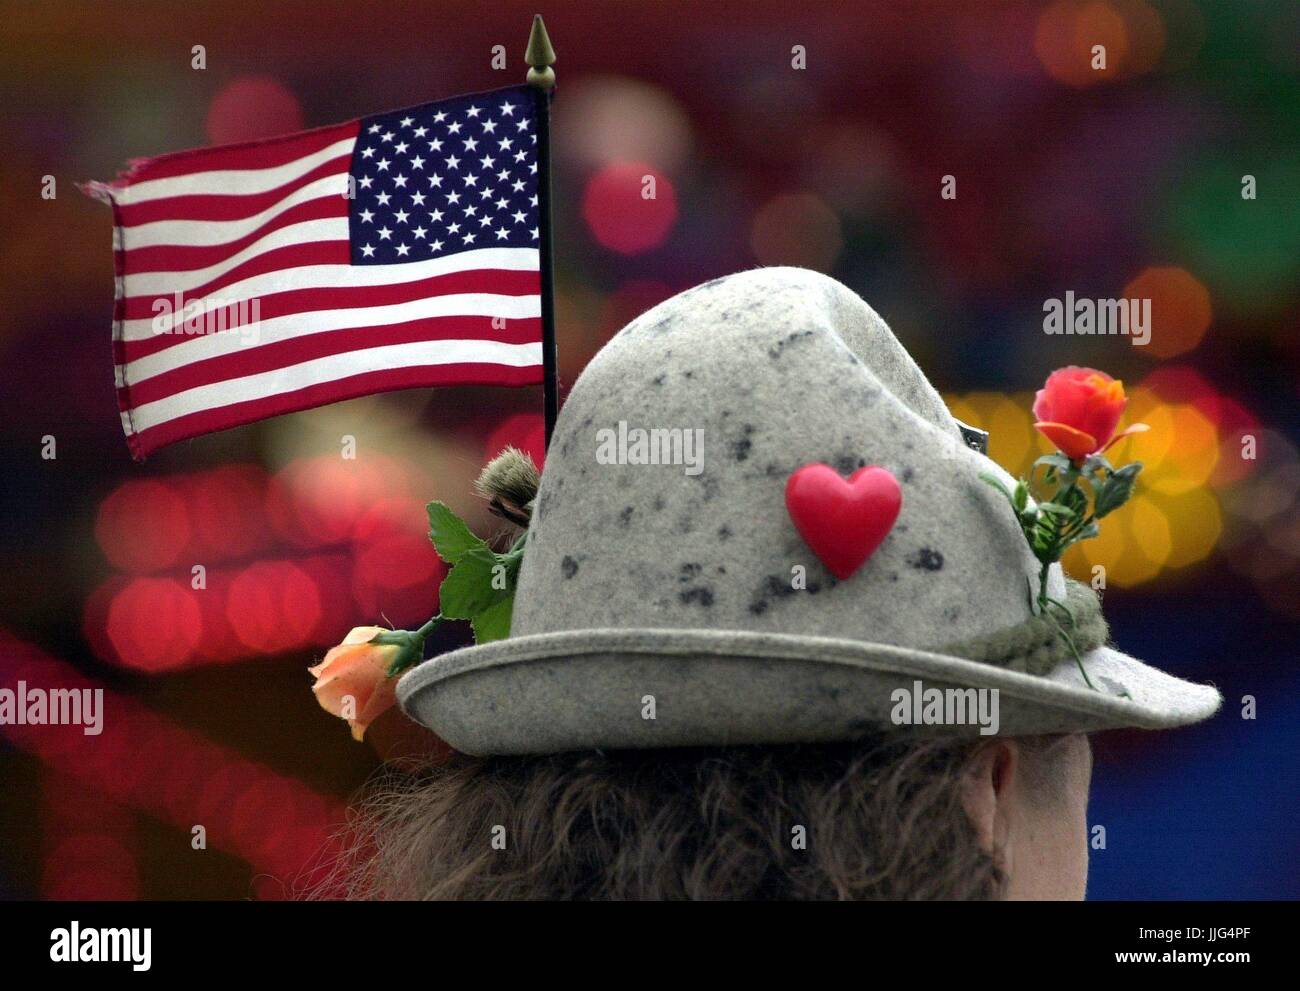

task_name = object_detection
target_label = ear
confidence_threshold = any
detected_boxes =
[960,739,1021,871]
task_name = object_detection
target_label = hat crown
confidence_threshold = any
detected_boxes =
[514,268,1047,654]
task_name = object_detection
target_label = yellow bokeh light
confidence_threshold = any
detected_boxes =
[1159,487,1223,569]
[1127,495,1172,567]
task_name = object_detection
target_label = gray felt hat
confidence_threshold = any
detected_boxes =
[398,267,1222,755]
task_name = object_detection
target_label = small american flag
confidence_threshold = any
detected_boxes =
[88,85,546,460]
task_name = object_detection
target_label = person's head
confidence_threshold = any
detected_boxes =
[324,731,1091,900]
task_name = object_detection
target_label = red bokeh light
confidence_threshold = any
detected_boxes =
[177,464,272,564]
[351,497,444,625]
[225,561,322,653]
[95,479,191,574]
[205,75,304,146]
[582,161,678,254]
[106,577,203,671]
[267,454,408,549]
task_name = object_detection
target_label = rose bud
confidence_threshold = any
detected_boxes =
[1032,366,1147,462]
[309,625,429,741]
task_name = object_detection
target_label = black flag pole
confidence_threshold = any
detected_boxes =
[526,14,559,449]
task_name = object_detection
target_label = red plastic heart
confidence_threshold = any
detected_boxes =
[784,463,903,580]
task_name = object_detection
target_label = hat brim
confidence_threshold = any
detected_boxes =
[396,629,1223,755]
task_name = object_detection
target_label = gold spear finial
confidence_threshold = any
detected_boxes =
[525,14,556,90]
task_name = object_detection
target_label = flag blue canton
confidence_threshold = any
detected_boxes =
[348,86,541,265]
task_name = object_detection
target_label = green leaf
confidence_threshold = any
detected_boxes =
[1081,453,1114,477]
[1059,522,1101,551]
[978,471,1014,502]
[1036,501,1077,517]
[427,501,487,564]
[437,547,511,618]
[1013,480,1029,512]
[1034,453,1073,473]
[471,595,514,643]
[1093,462,1143,518]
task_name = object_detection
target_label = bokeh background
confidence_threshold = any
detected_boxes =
[0,0,1296,899]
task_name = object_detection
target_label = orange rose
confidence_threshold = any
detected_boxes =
[309,626,409,741]
[1032,366,1147,461]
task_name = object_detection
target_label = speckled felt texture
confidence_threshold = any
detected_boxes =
[398,267,1223,754]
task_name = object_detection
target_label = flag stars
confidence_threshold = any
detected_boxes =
[352,94,540,264]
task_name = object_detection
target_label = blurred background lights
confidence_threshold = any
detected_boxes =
[205,75,304,145]
[1123,266,1212,359]
[95,479,191,574]
[106,577,202,672]
[581,161,678,254]
[750,192,843,271]
[1034,0,1165,87]
[225,561,322,654]
[559,76,693,171]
